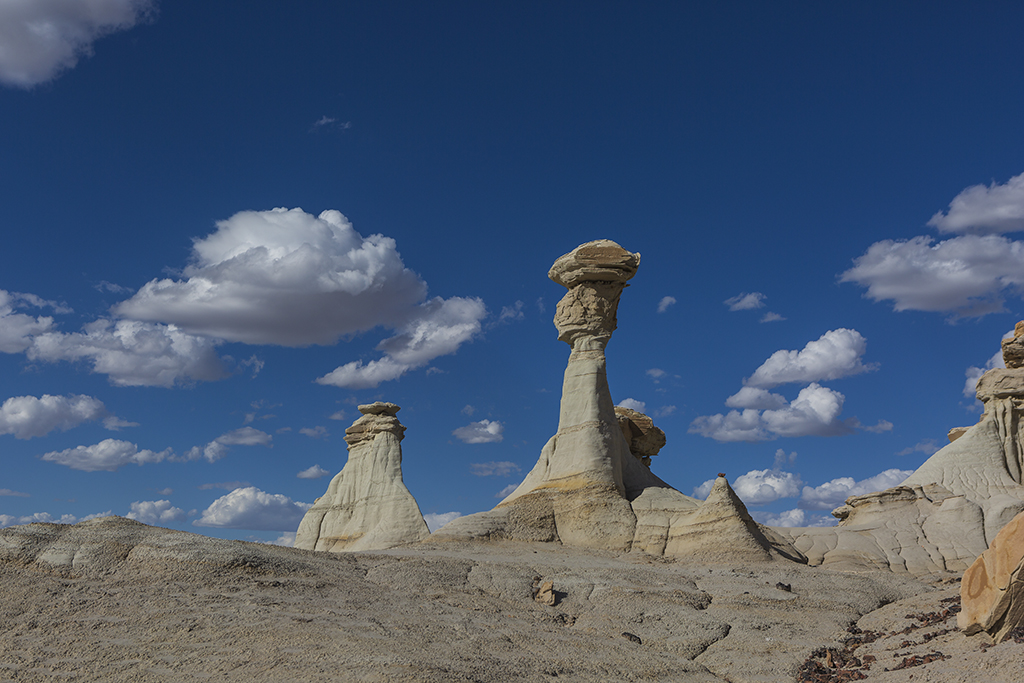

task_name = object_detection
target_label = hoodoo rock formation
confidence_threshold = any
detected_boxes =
[294,402,430,552]
[435,240,803,563]
[777,325,1024,576]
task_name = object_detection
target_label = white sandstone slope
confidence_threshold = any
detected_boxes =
[776,326,1024,576]
[294,402,429,552]
[435,240,802,563]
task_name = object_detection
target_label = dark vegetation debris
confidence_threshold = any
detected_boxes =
[798,595,963,681]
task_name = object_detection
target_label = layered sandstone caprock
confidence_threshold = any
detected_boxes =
[616,406,666,468]
[960,509,1024,641]
[294,402,429,552]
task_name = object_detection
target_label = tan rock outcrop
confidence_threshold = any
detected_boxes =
[960,509,1024,641]
[615,406,666,468]
[778,484,989,575]
[294,402,430,552]
[948,427,970,443]
[1001,321,1024,369]
[777,327,1024,576]
[434,240,803,563]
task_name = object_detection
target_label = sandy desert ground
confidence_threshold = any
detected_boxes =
[0,517,1022,682]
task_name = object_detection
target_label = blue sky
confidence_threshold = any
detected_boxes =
[3,1,1024,543]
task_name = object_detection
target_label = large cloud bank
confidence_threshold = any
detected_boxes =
[842,172,1024,319]
[115,209,428,346]
[0,0,154,88]
[2,209,485,388]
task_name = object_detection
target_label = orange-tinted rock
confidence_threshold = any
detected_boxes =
[959,510,1024,641]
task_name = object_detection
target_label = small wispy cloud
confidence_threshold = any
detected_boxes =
[299,426,329,439]
[499,301,525,321]
[760,312,785,323]
[470,461,521,477]
[896,439,941,456]
[495,483,518,498]
[724,292,766,311]
[657,296,676,313]
[310,116,352,132]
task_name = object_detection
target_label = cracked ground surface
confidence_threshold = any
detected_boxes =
[0,517,1019,682]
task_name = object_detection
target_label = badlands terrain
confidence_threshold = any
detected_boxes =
[4,240,1024,681]
[1,516,1022,683]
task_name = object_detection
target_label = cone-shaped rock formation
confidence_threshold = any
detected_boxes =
[294,402,429,552]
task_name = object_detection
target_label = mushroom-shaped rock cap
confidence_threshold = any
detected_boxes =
[358,401,400,416]
[548,240,640,289]
[1002,320,1024,369]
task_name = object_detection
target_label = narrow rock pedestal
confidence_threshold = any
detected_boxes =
[294,402,429,552]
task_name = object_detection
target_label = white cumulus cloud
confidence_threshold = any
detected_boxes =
[759,384,851,438]
[616,398,646,412]
[694,468,802,506]
[125,500,186,526]
[0,393,123,439]
[0,0,154,88]
[27,318,227,387]
[0,290,56,352]
[40,438,170,472]
[268,532,297,546]
[297,464,330,479]
[453,420,504,444]
[689,408,770,443]
[423,511,462,532]
[657,296,676,313]
[193,487,311,531]
[745,329,874,388]
[725,387,787,410]
[928,172,1024,234]
[732,468,802,504]
[840,234,1024,319]
[799,468,914,510]
[760,509,806,527]
[691,384,851,442]
[115,208,426,346]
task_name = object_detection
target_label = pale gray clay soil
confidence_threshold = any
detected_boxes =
[0,517,1021,682]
